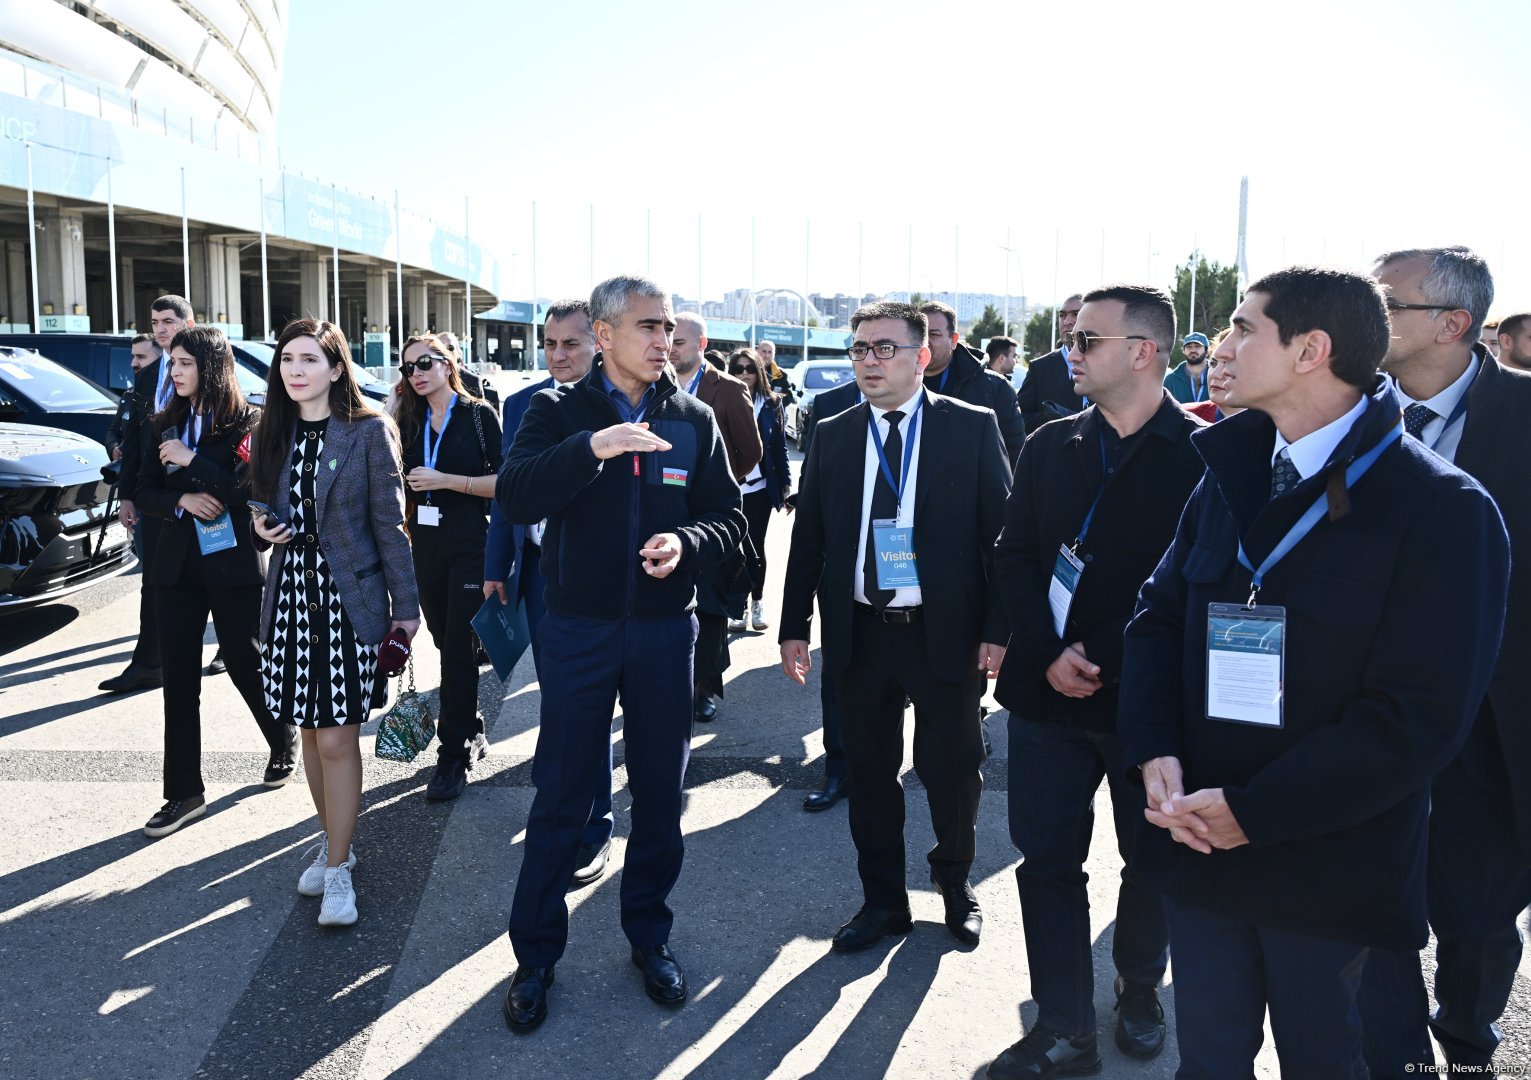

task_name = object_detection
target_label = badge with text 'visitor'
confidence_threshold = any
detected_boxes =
[872,520,919,590]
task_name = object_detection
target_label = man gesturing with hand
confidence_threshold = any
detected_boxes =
[495,276,745,1033]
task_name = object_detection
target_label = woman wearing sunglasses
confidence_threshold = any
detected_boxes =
[136,327,299,839]
[726,347,792,632]
[391,333,503,801]
[249,318,419,926]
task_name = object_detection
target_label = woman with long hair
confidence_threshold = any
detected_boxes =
[249,318,419,927]
[726,347,792,631]
[136,326,298,839]
[391,333,502,802]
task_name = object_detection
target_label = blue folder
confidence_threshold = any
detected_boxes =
[471,587,532,682]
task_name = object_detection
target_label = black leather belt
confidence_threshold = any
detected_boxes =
[854,602,923,625]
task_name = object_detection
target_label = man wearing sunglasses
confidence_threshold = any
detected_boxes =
[1017,294,1086,436]
[987,285,1199,1077]
[1118,266,1508,1075]
[1357,248,1531,1076]
[779,301,1011,956]
[917,300,1026,466]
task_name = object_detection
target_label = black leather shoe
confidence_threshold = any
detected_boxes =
[694,693,718,723]
[503,965,554,1032]
[425,756,468,801]
[1113,976,1166,1059]
[205,649,226,676]
[568,838,611,891]
[931,869,982,946]
[99,664,162,694]
[987,1026,1101,1079]
[631,944,687,1005]
[831,905,913,953]
[803,775,848,812]
[263,728,299,787]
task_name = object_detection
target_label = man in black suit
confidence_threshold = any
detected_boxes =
[1358,247,1531,1074]
[987,285,1201,1078]
[918,300,1026,464]
[1017,294,1085,435]
[101,295,194,694]
[779,300,1011,952]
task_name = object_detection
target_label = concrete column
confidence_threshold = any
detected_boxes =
[430,285,455,335]
[299,253,328,322]
[407,280,428,336]
[36,210,89,320]
[365,266,389,334]
[1,241,28,326]
[118,255,136,331]
[196,237,243,331]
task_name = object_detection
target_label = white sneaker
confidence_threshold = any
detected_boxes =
[298,836,357,897]
[727,617,747,632]
[317,864,358,926]
[751,600,769,631]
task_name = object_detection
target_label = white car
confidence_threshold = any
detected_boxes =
[783,360,857,452]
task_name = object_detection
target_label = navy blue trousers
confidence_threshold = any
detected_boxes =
[1358,764,1531,1073]
[520,545,612,850]
[508,608,696,968]
[1165,897,1369,1079]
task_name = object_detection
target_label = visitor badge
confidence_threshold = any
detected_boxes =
[1049,544,1084,638]
[194,510,238,555]
[872,519,919,590]
[1205,603,1285,728]
[417,504,441,527]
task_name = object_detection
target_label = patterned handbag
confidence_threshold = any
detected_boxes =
[374,657,437,763]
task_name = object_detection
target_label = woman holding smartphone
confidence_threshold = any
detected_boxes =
[391,333,502,802]
[249,318,419,927]
[136,326,297,839]
[726,347,791,631]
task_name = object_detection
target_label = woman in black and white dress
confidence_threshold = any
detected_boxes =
[250,318,419,927]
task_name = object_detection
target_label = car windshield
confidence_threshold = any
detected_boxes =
[0,351,116,410]
[231,357,268,398]
[803,366,855,390]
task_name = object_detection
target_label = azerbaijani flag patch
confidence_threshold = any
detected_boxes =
[662,467,688,487]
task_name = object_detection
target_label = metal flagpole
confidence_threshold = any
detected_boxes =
[1003,226,1010,337]
[802,219,810,365]
[331,183,340,326]
[1188,236,1199,338]
[1051,227,1060,348]
[394,189,404,353]
[954,225,960,334]
[696,212,702,312]
[750,217,757,348]
[107,158,119,334]
[463,196,471,354]
[588,204,594,291]
[259,177,271,340]
[24,143,40,331]
[645,208,651,277]
[181,167,190,301]
[906,224,912,301]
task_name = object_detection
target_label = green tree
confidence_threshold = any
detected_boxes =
[966,304,1007,347]
[1171,255,1240,364]
[909,291,925,308]
[1023,307,1057,361]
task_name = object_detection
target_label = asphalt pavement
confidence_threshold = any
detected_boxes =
[1,371,1526,1078]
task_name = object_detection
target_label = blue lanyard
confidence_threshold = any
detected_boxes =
[868,400,922,512]
[181,411,203,449]
[423,393,457,470]
[155,356,174,412]
[933,365,953,392]
[1073,430,1111,549]
[1237,422,1402,601]
[1422,390,1470,451]
[686,366,704,396]
[1194,369,1207,402]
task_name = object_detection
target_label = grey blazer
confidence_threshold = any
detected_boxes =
[258,413,420,646]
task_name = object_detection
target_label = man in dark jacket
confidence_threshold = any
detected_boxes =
[104,334,159,461]
[496,276,745,1033]
[1358,246,1531,1074]
[918,301,1026,464]
[1016,294,1084,435]
[1118,267,1510,1075]
[987,285,1202,1079]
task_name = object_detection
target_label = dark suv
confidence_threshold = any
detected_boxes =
[0,333,268,405]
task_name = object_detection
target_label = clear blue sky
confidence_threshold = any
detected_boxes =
[277,0,1531,315]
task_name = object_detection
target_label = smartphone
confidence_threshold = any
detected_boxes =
[246,500,288,530]
[160,428,183,473]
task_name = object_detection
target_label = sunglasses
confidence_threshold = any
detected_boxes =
[1069,331,1148,355]
[400,354,448,376]
[729,367,754,376]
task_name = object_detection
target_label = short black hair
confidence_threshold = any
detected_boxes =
[152,295,192,320]
[851,301,928,344]
[1245,266,1390,389]
[917,300,957,336]
[1080,284,1177,358]
[1497,312,1531,340]
[985,335,1018,360]
[544,299,594,342]
[130,332,154,347]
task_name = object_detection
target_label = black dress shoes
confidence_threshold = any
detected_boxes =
[263,728,300,787]
[931,870,983,946]
[831,904,913,953]
[205,649,227,676]
[425,756,468,801]
[503,965,554,1032]
[631,944,687,1005]
[803,775,847,812]
[1113,976,1166,1058]
[568,838,611,890]
[694,693,718,723]
[987,1026,1101,1079]
[99,664,162,694]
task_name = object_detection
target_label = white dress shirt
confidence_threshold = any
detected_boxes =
[1395,355,1477,464]
[1271,393,1369,481]
[853,388,924,607]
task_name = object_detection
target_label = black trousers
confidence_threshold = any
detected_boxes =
[694,611,730,693]
[156,554,291,801]
[413,526,486,761]
[834,609,985,909]
[131,516,162,668]
[741,488,773,600]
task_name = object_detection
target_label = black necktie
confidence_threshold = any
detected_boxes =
[863,410,905,609]
[1270,448,1300,500]
[1403,402,1435,439]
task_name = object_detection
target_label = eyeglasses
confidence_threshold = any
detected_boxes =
[1069,331,1148,355]
[1384,300,1447,313]
[400,354,447,376]
[846,342,922,362]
